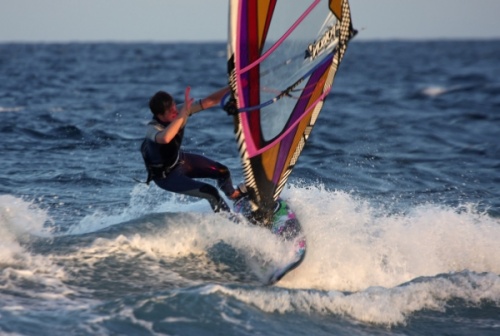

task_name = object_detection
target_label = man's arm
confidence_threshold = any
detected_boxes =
[190,86,230,115]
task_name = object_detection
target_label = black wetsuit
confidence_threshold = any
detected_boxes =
[142,117,235,212]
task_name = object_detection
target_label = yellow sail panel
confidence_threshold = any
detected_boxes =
[283,114,313,169]
[261,141,281,180]
[329,0,343,20]
[257,0,275,49]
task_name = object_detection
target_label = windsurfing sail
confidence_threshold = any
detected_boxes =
[226,0,356,222]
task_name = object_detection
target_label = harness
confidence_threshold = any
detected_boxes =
[140,140,179,185]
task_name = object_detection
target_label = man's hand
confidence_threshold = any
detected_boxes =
[181,86,194,117]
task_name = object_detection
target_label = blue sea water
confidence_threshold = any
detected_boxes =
[0,40,499,335]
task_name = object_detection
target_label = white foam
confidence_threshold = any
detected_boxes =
[41,178,498,287]
[0,195,53,266]
[0,195,53,238]
[205,271,500,325]
[422,86,448,97]
[0,195,93,311]
[67,183,210,235]
[421,84,469,97]
[4,183,499,326]
[0,106,24,113]
[67,182,500,293]
[67,183,292,269]
[276,185,500,292]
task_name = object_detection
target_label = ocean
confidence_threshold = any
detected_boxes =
[0,40,499,335]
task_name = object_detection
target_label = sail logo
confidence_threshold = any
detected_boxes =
[306,26,338,60]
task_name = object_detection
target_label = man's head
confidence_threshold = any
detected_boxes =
[149,91,178,122]
[149,91,173,116]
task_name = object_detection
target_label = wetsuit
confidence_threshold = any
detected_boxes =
[141,116,235,212]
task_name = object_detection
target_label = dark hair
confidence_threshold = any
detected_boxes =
[149,91,173,116]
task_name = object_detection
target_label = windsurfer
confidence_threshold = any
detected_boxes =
[140,86,244,212]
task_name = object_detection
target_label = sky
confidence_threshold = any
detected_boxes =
[1,0,500,42]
